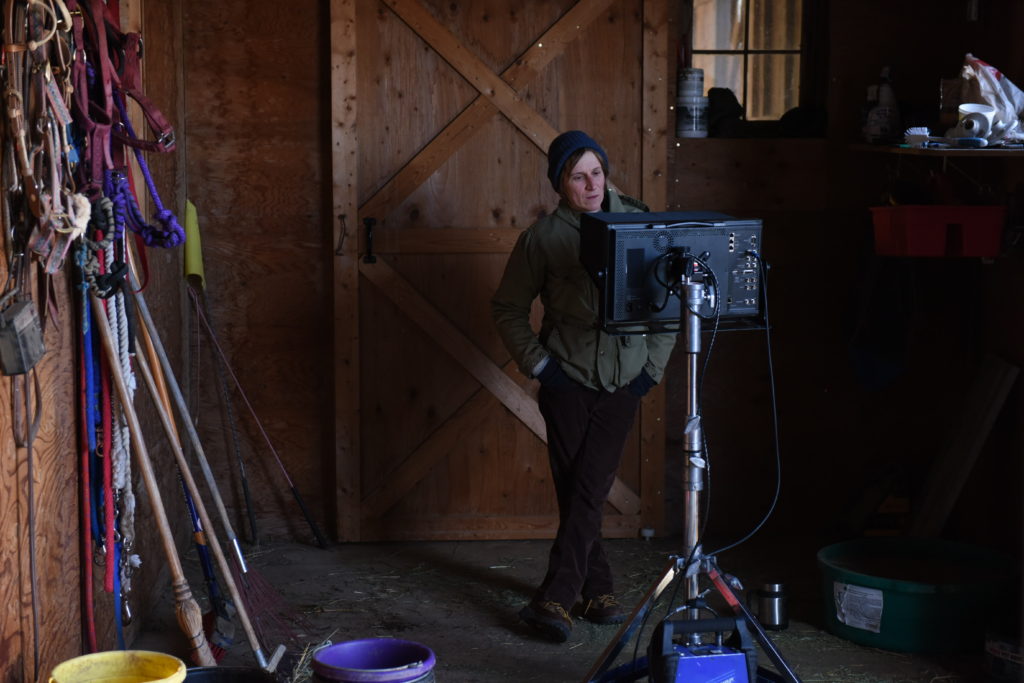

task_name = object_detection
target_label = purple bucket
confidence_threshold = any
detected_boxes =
[312,639,436,683]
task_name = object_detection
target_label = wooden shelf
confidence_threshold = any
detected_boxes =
[851,143,1024,157]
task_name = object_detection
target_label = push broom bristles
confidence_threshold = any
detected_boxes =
[223,552,321,676]
[230,560,314,652]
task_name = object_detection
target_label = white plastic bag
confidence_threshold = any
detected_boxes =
[959,53,1024,141]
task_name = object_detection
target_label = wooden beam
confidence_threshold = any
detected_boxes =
[503,0,620,89]
[359,257,546,438]
[360,0,617,222]
[638,0,670,533]
[359,257,642,518]
[359,102,498,224]
[362,513,644,541]
[367,227,522,254]
[642,0,670,211]
[383,0,558,151]
[360,372,640,519]
[331,0,361,542]
[608,478,642,517]
[360,372,514,520]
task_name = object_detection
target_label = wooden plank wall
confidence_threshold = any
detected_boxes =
[665,138,836,539]
[187,0,668,544]
[344,0,671,541]
[817,0,1023,551]
[332,0,360,542]
[179,0,1024,550]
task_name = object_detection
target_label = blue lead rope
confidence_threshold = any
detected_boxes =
[112,536,124,649]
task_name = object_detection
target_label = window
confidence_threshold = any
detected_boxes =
[691,0,804,121]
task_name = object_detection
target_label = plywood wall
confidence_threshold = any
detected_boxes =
[0,270,79,681]
[179,0,331,543]
[0,0,191,676]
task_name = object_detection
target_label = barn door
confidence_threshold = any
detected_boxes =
[331,0,670,541]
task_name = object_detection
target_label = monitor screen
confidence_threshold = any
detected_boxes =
[579,211,763,332]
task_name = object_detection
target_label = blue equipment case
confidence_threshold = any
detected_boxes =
[648,617,756,683]
[661,643,750,683]
[595,616,770,683]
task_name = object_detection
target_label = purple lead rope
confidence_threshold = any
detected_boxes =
[112,91,185,248]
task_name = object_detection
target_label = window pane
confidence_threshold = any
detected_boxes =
[694,53,744,104]
[693,0,745,51]
[749,0,802,50]
[746,53,800,120]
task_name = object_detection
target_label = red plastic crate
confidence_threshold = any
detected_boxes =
[870,205,1006,257]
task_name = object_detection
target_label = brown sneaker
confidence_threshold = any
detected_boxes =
[580,594,626,624]
[519,600,573,642]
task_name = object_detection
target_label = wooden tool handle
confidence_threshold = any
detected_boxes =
[90,294,216,666]
[135,341,270,668]
[126,283,249,571]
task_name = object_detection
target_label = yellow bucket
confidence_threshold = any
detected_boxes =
[49,651,186,683]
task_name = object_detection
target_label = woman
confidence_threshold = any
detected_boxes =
[491,130,677,642]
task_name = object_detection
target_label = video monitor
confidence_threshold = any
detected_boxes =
[579,211,763,333]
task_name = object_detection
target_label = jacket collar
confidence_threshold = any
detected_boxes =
[553,189,628,229]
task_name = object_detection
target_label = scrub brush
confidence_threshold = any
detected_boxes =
[904,126,940,146]
[904,126,987,148]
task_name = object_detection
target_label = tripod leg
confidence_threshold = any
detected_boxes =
[706,563,802,683]
[580,558,680,683]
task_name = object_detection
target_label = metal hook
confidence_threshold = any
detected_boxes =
[363,217,377,264]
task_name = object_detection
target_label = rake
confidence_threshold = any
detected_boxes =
[133,343,281,670]
[126,275,312,659]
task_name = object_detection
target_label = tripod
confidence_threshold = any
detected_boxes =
[580,277,801,683]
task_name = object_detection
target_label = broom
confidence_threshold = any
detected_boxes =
[126,273,311,659]
[180,474,236,661]
[89,293,217,666]
[132,344,281,670]
[140,316,237,661]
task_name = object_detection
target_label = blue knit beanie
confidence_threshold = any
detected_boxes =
[546,130,609,192]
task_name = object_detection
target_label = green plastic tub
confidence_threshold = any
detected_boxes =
[817,537,1017,653]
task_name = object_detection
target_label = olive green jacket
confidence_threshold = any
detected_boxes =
[492,189,677,392]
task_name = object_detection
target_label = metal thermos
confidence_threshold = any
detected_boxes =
[749,582,789,630]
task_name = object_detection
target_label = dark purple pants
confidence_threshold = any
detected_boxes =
[534,382,640,608]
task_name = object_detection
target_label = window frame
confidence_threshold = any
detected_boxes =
[680,0,827,134]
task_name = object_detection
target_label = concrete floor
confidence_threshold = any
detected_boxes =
[132,532,1008,682]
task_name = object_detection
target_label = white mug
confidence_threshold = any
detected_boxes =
[957,102,996,137]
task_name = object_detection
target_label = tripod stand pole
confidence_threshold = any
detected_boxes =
[705,561,802,682]
[681,280,707,631]
[581,271,802,683]
[579,280,709,683]
[580,557,679,683]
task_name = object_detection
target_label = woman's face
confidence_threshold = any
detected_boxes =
[561,150,606,213]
